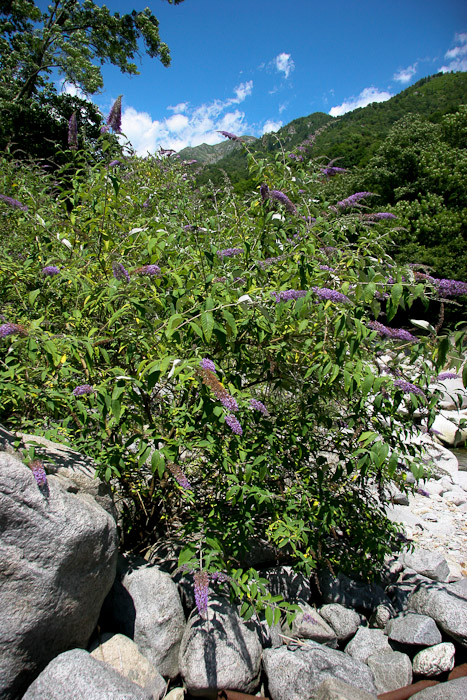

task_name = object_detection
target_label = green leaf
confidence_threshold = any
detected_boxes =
[166,314,183,338]
[222,310,237,337]
[201,311,214,342]
[28,289,40,306]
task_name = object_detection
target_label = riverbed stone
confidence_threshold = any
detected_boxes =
[412,642,456,676]
[366,650,412,694]
[385,613,442,647]
[406,677,467,699]
[344,627,391,664]
[315,677,378,700]
[401,549,450,582]
[408,581,467,647]
[319,604,362,642]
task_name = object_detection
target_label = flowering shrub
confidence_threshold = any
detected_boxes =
[0,132,465,622]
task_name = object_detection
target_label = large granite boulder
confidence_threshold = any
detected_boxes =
[22,649,150,699]
[0,451,118,700]
[407,581,467,647]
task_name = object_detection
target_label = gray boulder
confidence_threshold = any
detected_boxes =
[385,613,442,646]
[319,604,362,642]
[412,642,456,676]
[401,549,450,582]
[89,633,166,699]
[22,649,150,699]
[289,605,337,646]
[344,627,391,664]
[0,452,118,700]
[262,643,377,700]
[179,597,262,696]
[318,570,393,613]
[369,604,393,629]
[408,581,467,647]
[104,561,186,678]
[366,650,412,694]
[315,677,378,700]
[407,677,467,699]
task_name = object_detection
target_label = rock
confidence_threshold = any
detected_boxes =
[422,439,459,477]
[431,411,467,448]
[401,549,450,582]
[366,650,412,694]
[179,597,262,696]
[164,690,185,700]
[318,570,393,613]
[0,452,118,700]
[385,613,442,647]
[344,627,391,663]
[315,677,378,700]
[262,566,311,602]
[412,642,456,676]
[22,648,151,699]
[449,578,467,601]
[262,643,377,700]
[452,471,467,490]
[319,604,362,642]
[369,605,393,629]
[443,489,467,506]
[408,581,467,647]
[89,633,166,699]
[405,677,467,698]
[103,561,186,679]
[289,605,337,646]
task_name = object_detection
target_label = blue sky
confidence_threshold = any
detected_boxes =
[59,0,466,155]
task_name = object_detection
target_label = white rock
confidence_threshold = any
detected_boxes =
[442,489,467,506]
[431,410,467,447]
[412,642,456,676]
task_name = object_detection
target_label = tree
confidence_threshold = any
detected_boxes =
[0,0,184,155]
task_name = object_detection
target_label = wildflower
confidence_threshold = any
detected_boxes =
[217,248,244,258]
[72,384,94,396]
[319,265,336,272]
[167,462,191,490]
[68,112,78,150]
[30,460,47,487]
[217,130,242,142]
[105,95,123,134]
[199,358,216,373]
[0,194,28,211]
[368,321,418,343]
[112,262,130,282]
[436,372,459,381]
[365,212,397,221]
[225,413,243,435]
[336,192,374,209]
[269,189,297,214]
[417,487,430,498]
[393,379,426,398]
[183,159,198,165]
[321,166,347,177]
[258,255,286,268]
[194,570,210,616]
[0,323,27,338]
[430,277,467,297]
[250,399,269,415]
[134,265,161,276]
[271,289,307,303]
[41,265,60,277]
[220,395,239,412]
[108,160,121,168]
[312,287,351,304]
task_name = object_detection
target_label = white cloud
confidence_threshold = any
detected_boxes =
[167,102,189,113]
[329,87,393,117]
[393,63,418,83]
[58,80,90,101]
[121,82,254,155]
[279,103,288,114]
[274,53,295,79]
[262,119,282,135]
[439,33,467,73]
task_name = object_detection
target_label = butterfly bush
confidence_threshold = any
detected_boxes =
[0,194,28,211]
[250,399,269,416]
[72,384,94,396]
[436,372,459,381]
[268,189,297,214]
[336,192,374,209]
[0,323,27,338]
[112,262,130,282]
[368,321,418,343]
[41,265,60,276]
[311,287,351,304]
[224,414,243,435]
[30,460,47,487]
[271,289,307,303]
[134,265,161,276]
[393,380,426,399]
[167,462,191,490]
[217,248,244,258]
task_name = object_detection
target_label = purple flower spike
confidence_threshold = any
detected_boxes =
[312,287,351,304]
[336,192,374,209]
[217,130,242,142]
[72,384,94,396]
[217,248,244,258]
[436,372,459,381]
[41,265,60,277]
[225,414,243,435]
[271,289,307,303]
[367,212,397,220]
[68,112,78,150]
[135,265,161,276]
[417,487,430,498]
[0,194,28,211]
[269,189,297,214]
[220,395,239,412]
[30,460,47,487]
[108,160,121,168]
[393,379,426,398]
[200,358,217,373]
[250,399,269,415]
[321,166,347,177]
[167,462,192,490]
[112,262,130,282]
[106,95,123,134]
[368,321,418,343]
[194,570,210,616]
[0,323,27,338]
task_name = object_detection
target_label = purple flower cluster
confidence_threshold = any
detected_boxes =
[30,460,47,487]
[312,287,351,304]
[103,95,122,134]
[68,112,78,150]
[225,413,243,435]
[260,183,269,201]
[167,462,191,490]
[436,372,459,381]
[41,265,60,276]
[217,130,242,142]
[194,570,210,616]
[0,194,28,211]
[258,255,286,268]
[288,153,304,161]
[365,212,397,221]
[220,395,239,412]
[250,399,269,415]
[319,265,336,272]
[72,384,94,396]
[321,166,347,177]
[367,321,418,343]
[217,248,244,258]
[108,160,121,168]
[268,189,297,214]
[336,192,374,209]
[271,289,307,303]
[112,262,130,282]
[417,487,430,498]
[393,380,426,398]
[431,277,467,297]
[199,358,216,373]
[134,265,161,276]
[0,323,27,338]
